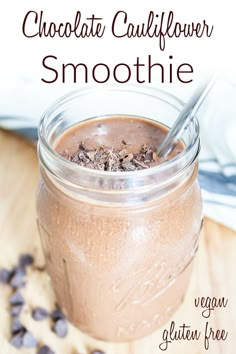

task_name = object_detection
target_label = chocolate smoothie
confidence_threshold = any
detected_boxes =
[37,115,202,341]
[55,116,182,171]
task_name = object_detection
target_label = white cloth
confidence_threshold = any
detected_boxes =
[198,78,236,230]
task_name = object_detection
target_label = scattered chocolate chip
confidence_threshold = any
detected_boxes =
[51,308,66,321]
[11,317,24,334]
[9,291,25,306]
[91,351,105,354]
[118,149,127,158]
[53,318,68,338]
[122,139,127,145]
[10,304,23,317]
[123,153,133,163]
[19,254,34,268]
[133,158,149,169]
[38,345,55,354]
[87,151,96,161]
[0,268,11,284]
[32,307,49,321]
[145,151,153,161]
[22,331,38,348]
[9,331,24,348]
[10,267,25,289]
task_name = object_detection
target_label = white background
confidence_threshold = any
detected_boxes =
[0,0,235,120]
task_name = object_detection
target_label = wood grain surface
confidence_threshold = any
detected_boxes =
[0,129,235,354]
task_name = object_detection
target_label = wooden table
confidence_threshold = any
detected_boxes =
[0,129,235,354]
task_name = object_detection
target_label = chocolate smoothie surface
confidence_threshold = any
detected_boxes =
[55,115,184,171]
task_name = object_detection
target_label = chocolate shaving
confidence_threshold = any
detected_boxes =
[78,142,86,151]
[60,143,161,172]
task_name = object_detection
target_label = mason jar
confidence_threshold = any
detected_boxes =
[36,86,202,342]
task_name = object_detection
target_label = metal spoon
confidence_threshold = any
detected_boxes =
[158,77,215,158]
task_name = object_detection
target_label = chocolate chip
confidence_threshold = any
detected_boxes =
[51,308,66,321]
[9,291,25,305]
[10,304,23,317]
[11,317,24,334]
[10,268,25,289]
[0,268,11,284]
[38,345,55,354]
[91,351,105,354]
[32,307,49,321]
[12,265,26,275]
[9,330,24,348]
[22,331,38,348]
[19,254,34,268]
[53,318,68,338]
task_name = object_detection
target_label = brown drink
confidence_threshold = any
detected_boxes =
[37,88,202,341]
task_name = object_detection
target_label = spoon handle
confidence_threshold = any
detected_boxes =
[158,77,215,158]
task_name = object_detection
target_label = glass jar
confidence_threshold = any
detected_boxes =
[36,86,202,342]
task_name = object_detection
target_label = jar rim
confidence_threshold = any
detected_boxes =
[38,85,200,184]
